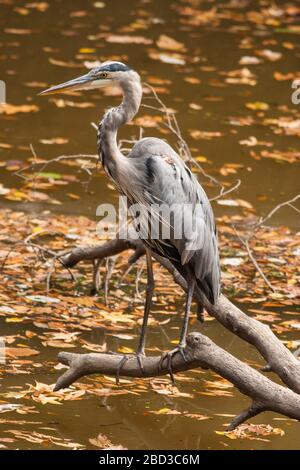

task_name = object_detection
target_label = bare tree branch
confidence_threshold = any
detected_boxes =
[54,332,300,431]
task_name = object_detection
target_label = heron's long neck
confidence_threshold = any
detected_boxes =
[98,75,142,183]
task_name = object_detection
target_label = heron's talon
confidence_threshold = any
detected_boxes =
[116,355,128,385]
[115,351,146,385]
[136,351,145,374]
[158,344,188,383]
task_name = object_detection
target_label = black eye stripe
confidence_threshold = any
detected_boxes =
[95,62,131,73]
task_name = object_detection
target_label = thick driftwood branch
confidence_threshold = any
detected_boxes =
[55,332,300,430]
[62,238,300,394]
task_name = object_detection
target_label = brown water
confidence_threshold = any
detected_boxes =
[0,0,299,450]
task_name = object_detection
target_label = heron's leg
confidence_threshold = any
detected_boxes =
[179,276,195,347]
[137,248,154,355]
[159,276,195,382]
[116,249,154,383]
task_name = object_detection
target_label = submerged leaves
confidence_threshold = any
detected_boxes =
[216,424,285,441]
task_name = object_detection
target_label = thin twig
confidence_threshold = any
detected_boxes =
[245,240,276,292]
[258,194,300,227]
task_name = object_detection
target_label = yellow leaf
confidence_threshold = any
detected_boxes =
[157,408,172,414]
[117,346,134,354]
[195,155,207,162]
[246,102,269,111]
[79,48,96,53]
[170,339,179,345]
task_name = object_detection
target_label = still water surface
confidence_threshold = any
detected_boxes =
[0,0,299,449]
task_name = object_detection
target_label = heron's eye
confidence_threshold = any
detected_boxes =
[99,72,108,79]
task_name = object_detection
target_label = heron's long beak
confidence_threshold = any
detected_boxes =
[39,72,93,96]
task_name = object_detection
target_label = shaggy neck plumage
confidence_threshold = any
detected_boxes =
[97,74,142,184]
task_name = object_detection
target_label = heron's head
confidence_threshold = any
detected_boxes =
[40,61,139,96]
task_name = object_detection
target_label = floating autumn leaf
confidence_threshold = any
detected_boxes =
[184,77,201,85]
[89,433,126,450]
[256,49,282,61]
[78,48,96,54]
[0,142,12,149]
[4,28,34,35]
[24,2,49,12]
[48,57,82,68]
[273,71,300,81]
[275,118,300,136]
[150,379,193,398]
[0,104,39,115]
[25,295,60,304]
[0,306,16,314]
[67,192,81,200]
[219,163,244,176]
[118,346,134,354]
[134,115,162,127]
[5,317,24,323]
[259,149,300,164]
[0,184,10,195]
[6,347,39,357]
[25,381,86,405]
[36,172,62,180]
[148,51,186,65]
[222,258,244,267]
[194,155,207,162]
[4,429,84,448]
[189,103,203,111]
[280,320,300,330]
[190,130,224,140]
[80,340,107,352]
[239,56,262,65]
[204,379,233,390]
[39,138,69,145]
[0,404,23,413]
[184,413,210,421]
[217,199,254,209]
[239,136,273,147]
[49,98,95,108]
[149,407,181,415]
[109,333,134,340]
[106,34,152,45]
[156,35,186,52]
[93,2,106,8]
[216,423,284,441]
[222,68,257,86]
[176,5,218,26]
[246,102,270,111]
[14,6,30,15]
[5,160,26,171]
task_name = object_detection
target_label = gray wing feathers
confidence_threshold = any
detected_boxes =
[126,137,220,304]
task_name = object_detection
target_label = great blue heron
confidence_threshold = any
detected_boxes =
[40,61,220,378]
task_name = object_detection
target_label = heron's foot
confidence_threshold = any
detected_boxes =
[158,343,188,384]
[115,350,146,385]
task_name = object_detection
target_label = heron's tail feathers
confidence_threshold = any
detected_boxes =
[177,260,220,306]
[196,274,219,305]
